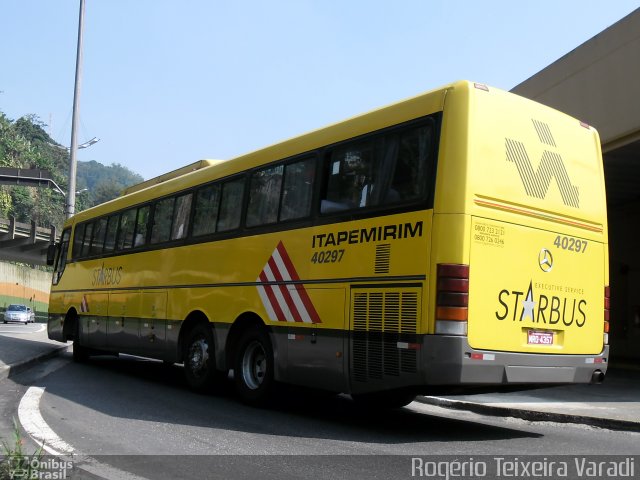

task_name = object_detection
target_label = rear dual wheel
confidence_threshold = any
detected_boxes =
[234,326,276,406]
[183,323,223,391]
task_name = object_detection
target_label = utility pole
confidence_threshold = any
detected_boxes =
[66,0,86,219]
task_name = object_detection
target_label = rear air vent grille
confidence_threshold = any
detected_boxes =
[352,288,420,382]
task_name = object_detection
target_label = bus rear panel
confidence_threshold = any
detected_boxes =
[423,82,608,387]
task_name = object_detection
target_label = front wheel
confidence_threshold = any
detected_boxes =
[72,318,89,363]
[234,326,276,406]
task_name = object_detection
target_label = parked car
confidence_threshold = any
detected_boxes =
[2,304,32,324]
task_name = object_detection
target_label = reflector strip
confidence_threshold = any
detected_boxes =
[470,353,495,361]
[397,342,421,350]
[585,358,605,364]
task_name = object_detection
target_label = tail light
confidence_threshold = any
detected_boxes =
[435,263,469,335]
[604,286,610,345]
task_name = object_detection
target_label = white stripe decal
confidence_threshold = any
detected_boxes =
[263,263,295,322]
[256,281,278,321]
[272,249,312,323]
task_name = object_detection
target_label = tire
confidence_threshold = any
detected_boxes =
[72,317,89,363]
[234,326,276,406]
[183,322,220,391]
[351,389,417,409]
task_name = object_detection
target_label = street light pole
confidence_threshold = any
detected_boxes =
[66,0,86,219]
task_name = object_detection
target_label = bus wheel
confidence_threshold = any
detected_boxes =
[183,323,218,391]
[234,326,275,406]
[351,389,417,409]
[72,318,89,363]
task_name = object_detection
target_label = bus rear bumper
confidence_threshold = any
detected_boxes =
[422,336,609,385]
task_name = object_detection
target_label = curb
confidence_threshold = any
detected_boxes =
[0,344,69,381]
[416,395,640,433]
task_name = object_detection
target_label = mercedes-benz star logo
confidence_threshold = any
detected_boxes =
[538,248,553,272]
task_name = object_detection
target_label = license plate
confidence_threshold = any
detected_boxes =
[528,330,554,345]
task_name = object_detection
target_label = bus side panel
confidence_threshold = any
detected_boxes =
[285,288,347,392]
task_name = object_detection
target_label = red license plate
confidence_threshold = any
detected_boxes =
[528,331,554,345]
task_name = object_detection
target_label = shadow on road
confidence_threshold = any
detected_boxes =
[13,353,543,445]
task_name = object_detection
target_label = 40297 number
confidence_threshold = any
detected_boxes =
[311,249,345,264]
[553,235,588,253]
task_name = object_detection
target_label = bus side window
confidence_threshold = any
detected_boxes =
[193,184,221,236]
[117,209,137,250]
[80,222,94,258]
[280,157,315,221]
[103,214,119,253]
[53,228,71,285]
[133,206,150,247]
[247,165,284,227]
[90,217,108,256]
[171,193,192,240]
[72,223,85,259]
[151,197,175,244]
[217,178,245,232]
[388,125,432,203]
[321,141,375,213]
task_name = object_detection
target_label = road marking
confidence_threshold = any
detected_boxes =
[18,386,151,480]
[18,387,74,455]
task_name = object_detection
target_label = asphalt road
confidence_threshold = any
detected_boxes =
[3,353,640,480]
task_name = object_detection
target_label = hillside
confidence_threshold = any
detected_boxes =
[0,111,143,231]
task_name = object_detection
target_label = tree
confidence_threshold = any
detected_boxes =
[0,110,144,231]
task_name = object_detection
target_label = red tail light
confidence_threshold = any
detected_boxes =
[436,264,469,335]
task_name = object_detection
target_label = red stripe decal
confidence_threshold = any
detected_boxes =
[259,271,286,321]
[276,242,321,323]
[268,257,303,322]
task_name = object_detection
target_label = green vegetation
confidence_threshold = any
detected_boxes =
[0,420,42,480]
[0,110,143,232]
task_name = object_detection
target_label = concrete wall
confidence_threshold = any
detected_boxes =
[512,8,640,151]
[0,262,51,321]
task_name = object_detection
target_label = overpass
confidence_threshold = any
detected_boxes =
[0,217,57,266]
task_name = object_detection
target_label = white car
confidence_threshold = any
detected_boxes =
[3,304,31,324]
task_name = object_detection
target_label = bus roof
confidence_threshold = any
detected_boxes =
[122,159,225,195]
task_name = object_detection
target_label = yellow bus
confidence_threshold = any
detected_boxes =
[47,81,609,407]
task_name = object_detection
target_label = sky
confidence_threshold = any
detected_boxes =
[1,1,639,181]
